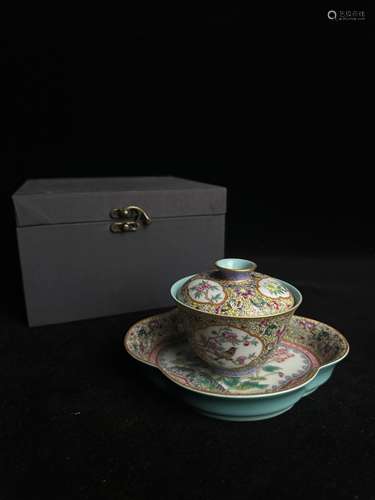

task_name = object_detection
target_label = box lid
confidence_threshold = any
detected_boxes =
[12,176,227,227]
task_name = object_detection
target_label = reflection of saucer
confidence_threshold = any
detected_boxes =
[124,310,349,420]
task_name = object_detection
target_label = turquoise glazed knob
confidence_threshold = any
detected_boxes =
[215,258,257,281]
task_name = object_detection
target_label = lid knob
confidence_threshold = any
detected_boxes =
[215,258,257,281]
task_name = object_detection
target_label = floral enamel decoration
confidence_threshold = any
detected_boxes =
[187,279,226,304]
[124,309,181,366]
[257,277,291,299]
[172,258,302,371]
[182,309,291,371]
[193,326,264,368]
[178,265,294,318]
[157,340,319,396]
[124,255,350,420]
[124,310,349,401]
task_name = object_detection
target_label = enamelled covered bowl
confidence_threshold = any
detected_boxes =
[170,258,302,372]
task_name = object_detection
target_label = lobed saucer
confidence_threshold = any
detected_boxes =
[124,309,349,421]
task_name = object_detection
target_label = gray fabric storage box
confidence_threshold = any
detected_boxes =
[12,177,226,327]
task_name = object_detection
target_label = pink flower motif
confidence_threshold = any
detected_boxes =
[197,282,211,292]
[236,356,247,365]
[207,338,218,348]
[272,346,294,363]
[298,319,316,330]
[243,341,250,346]
[276,326,286,340]
[223,331,238,342]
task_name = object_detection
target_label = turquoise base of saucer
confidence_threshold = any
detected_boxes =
[198,405,295,421]
[145,364,336,421]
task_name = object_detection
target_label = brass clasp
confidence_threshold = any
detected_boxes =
[110,205,152,233]
[110,221,139,233]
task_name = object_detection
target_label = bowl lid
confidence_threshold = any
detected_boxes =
[177,258,295,317]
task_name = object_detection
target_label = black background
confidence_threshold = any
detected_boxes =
[1,6,374,500]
